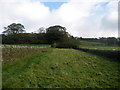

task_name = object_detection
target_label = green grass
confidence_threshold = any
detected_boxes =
[79,40,120,50]
[80,40,104,46]
[79,45,120,50]
[3,48,120,88]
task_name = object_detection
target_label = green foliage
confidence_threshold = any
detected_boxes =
[79,40,120,50]
[3,23,25,35]
[45,25,67,44]
[106,37,118,46]
[78,37,119,46]
[2,23,119,49]
[3,48,120,88]
[55,38,79,48]
[2,24,70,45]
[118,38,120,46]
[2,33,47,44]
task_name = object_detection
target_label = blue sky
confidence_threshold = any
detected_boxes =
[42,2,109,11]
[42,2,67,10]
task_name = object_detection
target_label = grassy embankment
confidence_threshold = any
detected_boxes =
[3,48,120,88]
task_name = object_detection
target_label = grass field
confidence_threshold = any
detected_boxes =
[79,46,120,50]
[2,48,120,88]
[80,40,120,50]
[80,40,104,46]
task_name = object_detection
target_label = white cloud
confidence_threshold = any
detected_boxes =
[0,0,118,38]
[100,1,118,31]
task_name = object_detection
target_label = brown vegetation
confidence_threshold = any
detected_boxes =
[2,45,47,65]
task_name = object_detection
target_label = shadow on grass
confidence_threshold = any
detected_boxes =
[74,48,120,63]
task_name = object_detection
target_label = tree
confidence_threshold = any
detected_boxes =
[106,37,118,46]
[118,38,120,46]
[38,27,46,33]
[45,25,67,44]
[2,23,25,35]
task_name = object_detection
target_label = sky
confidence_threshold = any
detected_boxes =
[0,0,118,38]
[42,2,67,11]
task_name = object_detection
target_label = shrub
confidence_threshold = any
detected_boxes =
[51,43,57,48]
[55,38,79,49]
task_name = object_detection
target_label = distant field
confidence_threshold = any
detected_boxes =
[79,46,120,50]
[80,40,120,50]
[3,48,120,88]
[80,40,104,46]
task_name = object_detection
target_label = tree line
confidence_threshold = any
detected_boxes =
[1,23,120,48]
[2,23,79,48]
[77,37,120,46]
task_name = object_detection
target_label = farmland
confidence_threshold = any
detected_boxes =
[79,46,120,50]
[2,45,120,88]
[79,40,120,50]
[1,4,120,88]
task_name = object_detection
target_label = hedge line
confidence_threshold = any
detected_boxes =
[75,48,120,61]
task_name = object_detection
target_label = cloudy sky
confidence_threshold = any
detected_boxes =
[0,0,118,38]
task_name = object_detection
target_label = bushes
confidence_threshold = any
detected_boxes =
[52,38,79,49]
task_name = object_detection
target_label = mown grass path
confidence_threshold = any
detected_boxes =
[3,48,120,88]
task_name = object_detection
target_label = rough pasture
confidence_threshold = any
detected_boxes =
[2,45,48,65]
[2,48,120,88]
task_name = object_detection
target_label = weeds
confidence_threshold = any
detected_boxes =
[2,45,48,65]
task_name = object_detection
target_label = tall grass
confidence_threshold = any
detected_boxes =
[2,45,48,65]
